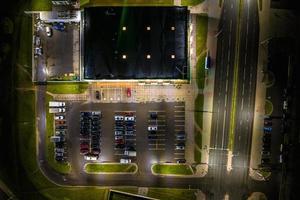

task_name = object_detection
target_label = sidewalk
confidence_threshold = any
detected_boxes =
[200,0,221,167]
[249,0,271,179]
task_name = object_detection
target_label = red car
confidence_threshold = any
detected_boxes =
[80,148,89,154]
[126,88,131,97]
[115,139,124,144]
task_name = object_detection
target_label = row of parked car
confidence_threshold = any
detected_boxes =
[80,111,102,161]
[51,113,67,162]
[49,101,67,162]
[114,112,137,163]
[261,117,272,166]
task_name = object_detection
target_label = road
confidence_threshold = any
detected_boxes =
[208,0,238,199]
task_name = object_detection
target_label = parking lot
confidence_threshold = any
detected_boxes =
[33,17,80,81]
[66,102,186,174]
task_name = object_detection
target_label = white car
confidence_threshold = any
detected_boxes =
[84,155,98,161]
[45,26,52,37]
[124,116,135,121]
[148,126,157,131]
[120,158,131,163]
[59,108,66,113]
[175,145,185,150]
[114,115,124,121]
[55,115,65,120]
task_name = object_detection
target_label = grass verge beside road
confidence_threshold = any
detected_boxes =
[45,95,71,174]
[152,164,194,175]
[194,94,204,129]
[31,0,52,11]
[182,0,205,6]
[265,100,273,116]
[85,163,137,173]
[196,15,208,57]
[196,55,206,89]
[47,82,88,94]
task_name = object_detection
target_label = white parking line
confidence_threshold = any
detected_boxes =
[175,115,185,117]
[175,105,185,108]
[174,111,185,113]
[174,152,185,155]
[114,153,124,156]
[175,124,185,127]
[148,143,165,146]
[175,120,185,122]
[149,148,165,151]
[174,129,184,132]
[149,110,165,113]
[174,157,184,160]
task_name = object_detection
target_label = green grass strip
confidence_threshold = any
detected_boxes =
[152,164,193,175]
[85,163,137,173]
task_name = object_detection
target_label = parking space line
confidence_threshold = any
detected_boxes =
[174,152,185,155]
[148,143,165,145]
[174,157,184,160]
[174,105,185,108]
[175,124,185,127]
[149,148,165,151]
[148,138,166,141]
[175,115,185,117]
[114,111,136,113]
[148,119,166,122]
[174,111,185,113]
[148,110,165,113]
[175,120,185,122]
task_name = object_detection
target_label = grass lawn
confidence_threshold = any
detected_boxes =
[85,163,137,173]
[84,0,173,6]
[152,164,193,175]
[181,0,205,6]
[265,99,273,116]
[31,0,52,11]
[195,54,206,89]
[45,95,71,174]
[196,15,208,57]
[194,94,204,129]
[47,82,88,94]
[42,187,109,200]
[194,147,202,163]
[194,128,202,149]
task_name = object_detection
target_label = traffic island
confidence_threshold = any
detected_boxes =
[151,163,194,176]
[84,163,138,174]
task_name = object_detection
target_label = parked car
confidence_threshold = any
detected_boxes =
[148,125,157,131]
[52,22,65,31]
[120,158,131,163]
[55,115,65,120]
[175,145,185,150]
[115,131,124,135]
[150,112,157,119]
[115,115,124,121]
[95,90,100,100]
[176,159,186,164]
[126,88,131,97]
[177,135,185,140]
[45,26,52,37]
[125,116,135,121]
[115,139,125,144]
[264,127,272,132]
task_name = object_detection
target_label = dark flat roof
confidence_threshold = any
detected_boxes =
[83,6,189,80]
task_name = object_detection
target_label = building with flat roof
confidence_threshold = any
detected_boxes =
[82,6,189,80]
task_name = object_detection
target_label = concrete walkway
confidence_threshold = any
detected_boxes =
[249,0,271,178]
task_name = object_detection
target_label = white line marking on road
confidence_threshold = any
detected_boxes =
[174,111,185,113]
[224,94,227,107]
[241,97,244,110]
[148,143,165,146]
[175,120,185,122]
[175,124,185,127]
[175,105,185,108]
[221,110,227,149]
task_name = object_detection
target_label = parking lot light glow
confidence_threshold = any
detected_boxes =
[122,54,127,59]
[122,26,126,31]
[171,54,175,59]
[146,26,151,31]
[171,26,175,31]
[146,54,151,59]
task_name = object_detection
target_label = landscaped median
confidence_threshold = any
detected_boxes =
[151,163,194,176]
[84,163,138,174]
